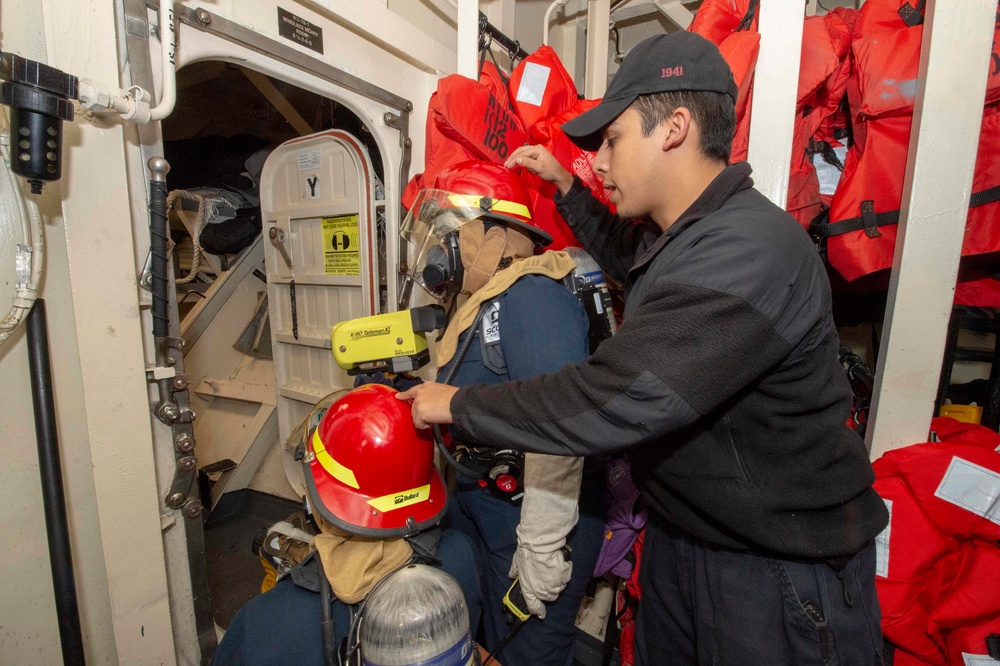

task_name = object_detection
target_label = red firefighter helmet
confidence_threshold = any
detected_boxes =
[303,384,446,537]
[431,160,552,247]
[399,160,553,302]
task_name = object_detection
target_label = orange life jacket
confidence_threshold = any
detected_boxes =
[403,63,527,209]
[786,9,855,227]
[508,48,616,250]
[689,0,759,163]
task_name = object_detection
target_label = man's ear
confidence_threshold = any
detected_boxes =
[662,107,691,151]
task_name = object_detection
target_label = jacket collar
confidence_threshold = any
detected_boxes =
[629,161,754,278]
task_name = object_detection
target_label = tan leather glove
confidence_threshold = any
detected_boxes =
[508,452,583,619]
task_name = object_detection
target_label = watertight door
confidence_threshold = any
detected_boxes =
[259,130,381,495]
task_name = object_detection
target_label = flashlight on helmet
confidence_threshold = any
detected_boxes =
[0,52,79,194]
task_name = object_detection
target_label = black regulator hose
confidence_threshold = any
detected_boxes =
[316,556,340,666]
[433,302,491,480]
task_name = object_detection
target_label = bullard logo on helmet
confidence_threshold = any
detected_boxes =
[394,491,421,505]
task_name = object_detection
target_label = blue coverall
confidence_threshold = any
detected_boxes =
[441,273,605,666]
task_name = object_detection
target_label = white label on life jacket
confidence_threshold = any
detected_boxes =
[516,62,551,106]
[934,457,1000,526]
[874,498,891,578]
[962,653,1000,666]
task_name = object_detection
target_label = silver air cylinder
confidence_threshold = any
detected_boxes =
[361,564,476,666]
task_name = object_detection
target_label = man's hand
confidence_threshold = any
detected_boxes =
[505,145,574,196]
[395,382,459,429]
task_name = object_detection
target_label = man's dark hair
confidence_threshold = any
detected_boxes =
[632,90,736,164]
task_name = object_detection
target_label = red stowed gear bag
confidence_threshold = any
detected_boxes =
[930,544,1000,641]
[942,615,1000,666]
[872,419,1000,664]
[871,475,958,664]
[875,442,1000,544]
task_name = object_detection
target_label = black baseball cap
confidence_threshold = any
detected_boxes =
[562,31,738,151]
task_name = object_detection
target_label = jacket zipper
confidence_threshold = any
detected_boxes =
[802,600,832,665]
[723,413,750,481]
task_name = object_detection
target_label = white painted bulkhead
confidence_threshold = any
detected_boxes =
[0,0,993,663]
[0,0,453,662]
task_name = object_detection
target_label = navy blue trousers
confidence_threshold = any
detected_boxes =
[447,473,605,666]
[213,529,482,665]
[635,518,883,666]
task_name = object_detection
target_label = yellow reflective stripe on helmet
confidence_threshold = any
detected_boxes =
[366,484,431,513]
[446,194,531,220]
[312,430,360,489]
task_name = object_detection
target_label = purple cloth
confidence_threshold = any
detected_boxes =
[593,456,647,578]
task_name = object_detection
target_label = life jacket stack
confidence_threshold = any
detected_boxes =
[871,417,1000,665]
[690,1,858,228]
[810,0,1000,287]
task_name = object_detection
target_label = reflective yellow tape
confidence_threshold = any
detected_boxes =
[312,430,360,489]
[446,194,531,220]
[366,484,431,513]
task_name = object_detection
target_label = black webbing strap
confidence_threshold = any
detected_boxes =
[810,184,1000,239]
[737,0,759,32]
[897,0,926,26]
[969,183,1000,208]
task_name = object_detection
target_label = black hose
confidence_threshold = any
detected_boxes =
[434,302,492,480]
[27,299,85,666]
[317,556,340,666]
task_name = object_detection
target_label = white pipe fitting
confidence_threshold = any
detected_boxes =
[149,0,177,121]
[543,0,570,46]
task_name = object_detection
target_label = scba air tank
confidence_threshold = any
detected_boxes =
[562,246,617,352]
[361,564,478,666]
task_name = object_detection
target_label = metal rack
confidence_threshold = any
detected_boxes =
[478,10,528,61]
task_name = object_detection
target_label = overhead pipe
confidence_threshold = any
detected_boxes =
[77,0,176,122]
[27,299,85,666]
[543,0,570,46]
[148,0,177,121]
[584,0,611,99]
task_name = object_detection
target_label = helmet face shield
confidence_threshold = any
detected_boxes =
[398,163,552,309]
[399,189,487,302]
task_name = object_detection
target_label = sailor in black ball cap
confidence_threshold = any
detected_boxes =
[400,31,887,666]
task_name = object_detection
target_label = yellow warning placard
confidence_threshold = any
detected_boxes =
[322,215,360,275]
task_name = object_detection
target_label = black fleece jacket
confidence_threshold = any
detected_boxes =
[450,163,888,559]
